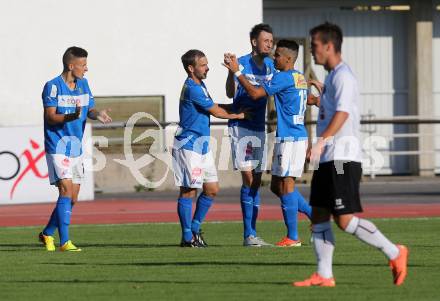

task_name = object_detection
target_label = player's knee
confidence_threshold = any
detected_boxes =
[58,184,73,198]
[204,186,219,198]
[241,170,254,187]
[179,188,196,199]
[251,173,262,187]
[311,207,331,224]
[334,215,354,231]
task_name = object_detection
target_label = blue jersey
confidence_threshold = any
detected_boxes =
[228,53,274,131]
[175,78,214,155]
[42,75,95,157]
[262,70,308,140]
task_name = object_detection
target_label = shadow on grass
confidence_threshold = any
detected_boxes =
[39,261,415,268]
[0,279,290,286]
[0,243,180,249]
[0,244,42,248]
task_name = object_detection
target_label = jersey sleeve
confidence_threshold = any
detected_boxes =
[262,72,291,96]
[83,79,95,109]
[333,72,356,113]
[42,82,58,107]
[190,85,214,111]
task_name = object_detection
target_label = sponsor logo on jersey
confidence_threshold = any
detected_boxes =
[57,94,90,108]
[293,73,308,89]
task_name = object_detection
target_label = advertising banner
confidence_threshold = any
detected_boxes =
[0,125,94,204]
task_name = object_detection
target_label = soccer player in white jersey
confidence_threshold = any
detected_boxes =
[39,47,112,252]
[174,50,246,247]
[224,24,275,247]
[224,40,312,247]
[293,22,408,287]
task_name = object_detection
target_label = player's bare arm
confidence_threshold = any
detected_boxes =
[87,108,113,124]
[44,105,81,125]
[208,104,245,120]
[308,111,349,161]
[223,54,267,100]
[307,80,323,106]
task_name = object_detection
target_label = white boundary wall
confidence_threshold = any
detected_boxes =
[0,0,262,126]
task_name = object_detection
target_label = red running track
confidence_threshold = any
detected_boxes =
[1,200,440,227]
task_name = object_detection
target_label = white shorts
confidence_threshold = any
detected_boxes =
[271,140,307,178]
[45,154,84,185]
[229,125,265,173]
[172,148,218,189]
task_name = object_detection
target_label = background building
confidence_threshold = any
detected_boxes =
[1,0,439,202]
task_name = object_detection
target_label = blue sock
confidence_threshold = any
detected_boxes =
[177,197,193,242]
[280,192,299,240]
[191,193,213,233]
[250,188,260,237]
[240,186,253,238]
[56,196,72,245]
[43,208,58,236]
[294,188,312,219]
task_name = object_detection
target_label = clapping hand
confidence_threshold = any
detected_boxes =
[223,53,239,73]
[97,108,112,124]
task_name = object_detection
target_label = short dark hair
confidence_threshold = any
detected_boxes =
[276,39,299,53]
[181,49,205,74]
[250,23,273,41]
[310,22,343,53]
[62,46,88,70]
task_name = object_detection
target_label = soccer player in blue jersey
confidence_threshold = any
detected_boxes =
[38,46,112,252]
[174,49,246,247]
[224,40,312,247]
[224,23,275,247]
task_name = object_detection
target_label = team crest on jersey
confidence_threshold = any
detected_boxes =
[293,73,308,89]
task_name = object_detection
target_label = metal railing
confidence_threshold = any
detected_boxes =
[92,116,440,177]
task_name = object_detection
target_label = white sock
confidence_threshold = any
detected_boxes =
[312,222,335,279]
[345,216,399,260]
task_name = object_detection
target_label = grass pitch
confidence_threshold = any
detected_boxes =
[0,218,439,301]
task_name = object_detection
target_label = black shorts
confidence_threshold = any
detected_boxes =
[310,161,363,216]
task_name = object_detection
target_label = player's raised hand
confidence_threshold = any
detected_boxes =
[224,53,232,64]
[222,53,239,73]
[97,108,112,124]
